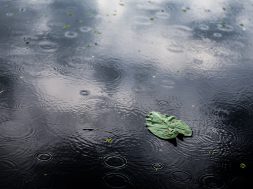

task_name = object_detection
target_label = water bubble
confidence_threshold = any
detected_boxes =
[64,31,78,38]
[103,173,130,188]
[80,26,92,33]
[36,153,52,161]
[80,90,90,96]
[104,154,127,169]
[39,41,58,52]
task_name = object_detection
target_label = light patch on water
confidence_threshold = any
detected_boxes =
[6,12,14,17]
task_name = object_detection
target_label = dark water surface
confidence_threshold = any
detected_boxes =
[0,0,253,188]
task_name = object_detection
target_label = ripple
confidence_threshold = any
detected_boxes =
[213,33,222,38]
[167,41,184,53]
[104,154,127,169]
[173,123,237,162]
[167,25,192,38]
[171,170,192,183]
[199,24,209,31]
[64,31,78,38]
[0,159,18,179]
[0,120,35,140]
[91,61,123,92]
[160,78,175,89]
[38,40,58,52]
[80,26,92,33]
[133,16,152,26]
[80,90,90,96]
[103,173,130,188]
[217,23,234,32]
[193,58,203,65]
[155,12,170,19]
[199,174,226,189]
[36,153,52,161]
[136,3,160,11]
[156,97,182,115]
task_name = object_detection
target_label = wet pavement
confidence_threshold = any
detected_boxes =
[0,0,253,188]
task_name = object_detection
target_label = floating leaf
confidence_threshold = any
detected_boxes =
[150,17,154,21]
[146,112,192,140]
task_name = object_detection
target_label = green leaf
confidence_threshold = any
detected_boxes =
[146,112,192,139]
[63,24,70,29]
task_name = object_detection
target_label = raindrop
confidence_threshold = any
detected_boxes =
[6,12,14,17]
[167,41,184,53]
[217,23,233,32]
[80,26,92,33]
[199,24,209,31]
[213,33,222,38]
[19,8,26,12]
[155,12,170,19]
[160,79,175,88]
[39,41,58,52]
[36,153,52,161]
[104,154,127,169]
[193,58,203,65]
[103,173,130,188]
[133,16,152,26]
[64,31,78,38]
[80,90,90,96]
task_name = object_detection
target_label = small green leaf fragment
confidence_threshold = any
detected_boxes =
[240,163,246,169]
[240,23,244,27]
[63,24,70,29]
[150,17,154,21]
[105,137,113,143]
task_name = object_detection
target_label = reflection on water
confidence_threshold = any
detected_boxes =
[0,0,252,188]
